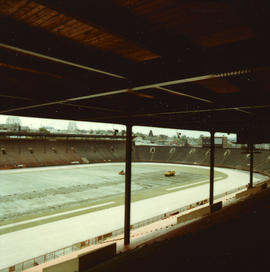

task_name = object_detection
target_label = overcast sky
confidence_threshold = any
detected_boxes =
[0,114,233,138]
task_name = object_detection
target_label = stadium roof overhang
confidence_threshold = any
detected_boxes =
[1,0,270,136]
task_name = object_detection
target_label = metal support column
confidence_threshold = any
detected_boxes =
[66,136,69,153]
[18,135,21,154]
[43,136,46,153]
[209,131,215,207]
[249,143,254,188]
[124,124,132,246]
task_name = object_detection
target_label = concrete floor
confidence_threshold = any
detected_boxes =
[0,163,266,269]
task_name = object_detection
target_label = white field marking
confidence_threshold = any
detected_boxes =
[0,162,126,174]
[0,201,114,230]
[166,177,224,191]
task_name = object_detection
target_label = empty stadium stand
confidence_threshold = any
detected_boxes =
[1,139,270,177]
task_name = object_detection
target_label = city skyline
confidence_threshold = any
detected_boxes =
[0,114,232,138]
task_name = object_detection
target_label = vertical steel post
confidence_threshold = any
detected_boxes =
[43,136,46,153]
[18,135,21,154]
[124,124,132,246]
[66,136,69,153]
[249,143,254,188]
[209,131,215,206]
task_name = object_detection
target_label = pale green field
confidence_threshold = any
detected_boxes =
[0,163,227,234]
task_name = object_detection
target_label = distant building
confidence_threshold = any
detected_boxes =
[67,121,78,133]
[43,126,57,133]
[202,136,228,148]
[6,116,22,131]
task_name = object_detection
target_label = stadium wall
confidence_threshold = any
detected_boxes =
[1,138,270,175]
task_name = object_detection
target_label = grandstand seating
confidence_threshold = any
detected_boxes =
[1,139,270,175]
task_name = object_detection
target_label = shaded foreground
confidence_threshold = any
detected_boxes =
[88,187,270,272]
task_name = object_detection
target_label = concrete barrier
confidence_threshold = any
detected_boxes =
[43,258,78,272]
[210,201,223,213]
[177,201,223,224]
[78,243,116,272]
[236,186,263,199]
[24,243,117,272]
[177,206,210,224]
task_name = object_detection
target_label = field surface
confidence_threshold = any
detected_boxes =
[0,162,266,270]
[0,163,227,229]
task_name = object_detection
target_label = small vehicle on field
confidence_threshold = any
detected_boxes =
[164,170,175,177]
[118,170,125,175]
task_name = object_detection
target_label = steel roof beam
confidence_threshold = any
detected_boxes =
[0,69,254,114]
[156,87,213,104]
[0,43,126,80]
[86,104,270,122]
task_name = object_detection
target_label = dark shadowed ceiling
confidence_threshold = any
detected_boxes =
[1,0,270,135]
